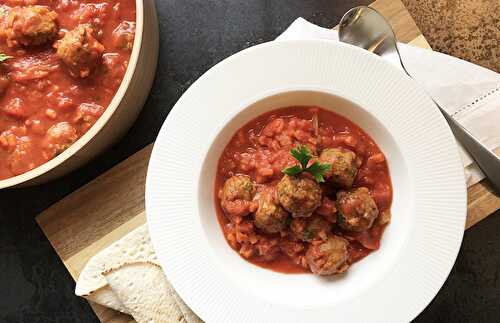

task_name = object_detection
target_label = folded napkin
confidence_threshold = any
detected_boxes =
[76,18,500,322]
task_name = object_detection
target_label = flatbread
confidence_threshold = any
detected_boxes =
[171,290,203,323]
[86,285,128,314]
[75,223,202,322]
[103,261,186,323]
[75,224,158,313]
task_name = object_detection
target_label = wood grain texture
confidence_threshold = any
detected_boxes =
[370,0,422,43]
[35,0,499,322]
[37,144,151,279]
[465,147,500,229]
[37,145,151,322]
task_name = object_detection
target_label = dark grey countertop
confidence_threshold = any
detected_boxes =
[0,1,498,322]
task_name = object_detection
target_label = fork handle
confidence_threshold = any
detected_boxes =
[436,102,500,195]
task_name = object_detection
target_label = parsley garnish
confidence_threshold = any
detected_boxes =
[282,145,331,183]
[0,53,12,62]
[282,165,302,176]
[290,146,312,169]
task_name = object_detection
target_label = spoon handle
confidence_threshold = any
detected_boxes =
[435,100,500,194]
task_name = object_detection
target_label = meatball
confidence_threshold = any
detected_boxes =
[4,6,58,47]
[336,187,379,232]
[55,24,104,78]
[73,102,105,132]
[43,122,78,158]
[111,21,135,51]
[305,235,349,275]
[8,136,33,175]
[319,148,361,188]
[2,97,27,119]
[220,175,256,220]
[254,187,289,234]
[290,215,331,242]
[277,175,322,217]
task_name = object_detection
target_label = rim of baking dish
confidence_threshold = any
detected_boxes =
[0,0,144,189]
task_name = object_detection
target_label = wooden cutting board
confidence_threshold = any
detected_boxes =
[36,0,500,322]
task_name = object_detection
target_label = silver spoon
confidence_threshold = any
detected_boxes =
[339,6,500,194]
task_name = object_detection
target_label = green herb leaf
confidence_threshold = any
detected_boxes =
[281,145,332,183]
[290,145,312,169]
[311,171,326,183]
[305,162,331,183]
[282,165,302,176]
[0,53,12,62]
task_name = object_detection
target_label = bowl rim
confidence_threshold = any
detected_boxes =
[145,39,467,322]
[0,0,145,189]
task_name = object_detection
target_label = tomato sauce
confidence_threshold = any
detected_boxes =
[0,0,136,179]
[215,106,393,274]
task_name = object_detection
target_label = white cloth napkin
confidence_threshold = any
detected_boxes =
[76,18,500,322]
[278,18,500,187]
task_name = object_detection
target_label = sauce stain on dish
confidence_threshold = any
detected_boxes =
[0,0,136,179]
[214,106,393,275]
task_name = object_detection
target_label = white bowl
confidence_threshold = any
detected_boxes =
[0,0,159,189]
[146,40,466,323]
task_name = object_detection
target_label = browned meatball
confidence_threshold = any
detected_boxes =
[290,215,331,242]
[254,187,289,234]
[336,187,379,232]
[277,175,322,218]
[220,175,256,219]
[43,122,78,157]
[73,102,105,132]
[111,21,135,51]
[55,24,104,78]
[319,148,361,188]
[7,135,34,175]
[305,235,349,275]
[3,6,58,47]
